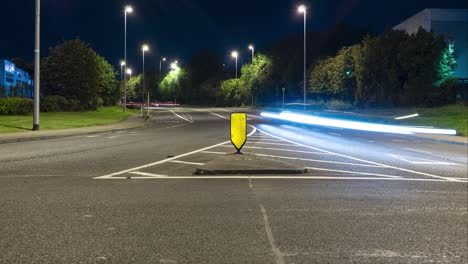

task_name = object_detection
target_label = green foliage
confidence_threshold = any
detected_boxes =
[326,100,353,110]
[42,39,118,110]
[42,95,70,112]
[240,53,274,105]
[0,97,33,115]
[95,55,119,106]
[219,79,242,106]
[126,74,142,101]
[436,43,457,86]
[309,27,454,108]
[159,66,187,101]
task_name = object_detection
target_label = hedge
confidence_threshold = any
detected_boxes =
[0,97,33,115]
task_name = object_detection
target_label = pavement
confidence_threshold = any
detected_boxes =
[0,107,467,264]
[0,115,147,144]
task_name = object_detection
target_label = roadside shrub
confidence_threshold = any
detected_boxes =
[308,99,326,109]
[68,99,82,111]
[0,97,33,115]
[326,100,353,111]
[42,95,69,112]
[438,78,458,105]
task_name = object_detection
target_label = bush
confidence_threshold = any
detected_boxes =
[0,97,33,115]
[42,95,69,112]
[68,99,82,111]
[326,100,353,111]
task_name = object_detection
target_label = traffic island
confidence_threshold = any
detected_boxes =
[193,153,308,175]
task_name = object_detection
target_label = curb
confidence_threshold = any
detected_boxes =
[0,121,148,145]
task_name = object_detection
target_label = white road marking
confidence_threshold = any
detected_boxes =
[259,204,285,264]
[256,128,460,182]
[219,145,332,155]
[402,148,432,154]
[356,138,375,143]
[386,154,459,165]
[107,135,120,139]
[329,133,341,136]
[94,175,451,182]
[248,114,264,119]
[130,172,168,177]
[170,160,205,166]
[248,139,284,142]
[305,166,402,178]
[86,135,100,138]
[209,111,229,120]
[201,151,227,155]
[169,109,194,123]
[247,142,299,147]
[93,127,257,179]
[252,153,384,168]
[392,139,406,142]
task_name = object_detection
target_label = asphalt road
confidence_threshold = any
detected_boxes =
[1,107,467,264]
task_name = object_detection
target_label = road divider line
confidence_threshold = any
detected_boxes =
[252,153,384,168]
[170,160,205,166]
[402,148,432,154]
[256,127,460,182]
[209,111,229,120]
[93,126,257,179]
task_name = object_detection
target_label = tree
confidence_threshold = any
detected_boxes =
[42,39,117,110]
[126,75,142,101]
[95,55,119,106]
[159,65,187,102]
[240,53,274,106]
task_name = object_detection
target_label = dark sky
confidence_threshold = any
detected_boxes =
[1,0,467,73]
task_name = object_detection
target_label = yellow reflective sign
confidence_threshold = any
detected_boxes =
[230,112,247,153]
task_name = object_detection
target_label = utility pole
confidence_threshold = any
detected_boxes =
[33,0,40,131]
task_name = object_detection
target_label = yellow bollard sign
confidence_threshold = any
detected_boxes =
[230,112,247,153]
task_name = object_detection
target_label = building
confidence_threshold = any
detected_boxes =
[0,59,34,98]
[394,9,468,80]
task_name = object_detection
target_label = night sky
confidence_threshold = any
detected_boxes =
[1,0,467,73]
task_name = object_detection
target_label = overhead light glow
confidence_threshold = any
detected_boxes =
[126,68,132,75]
[231,51,238,58]
[260,111,456,135]
[120,61,126,66]
[142,44,149,52]
[298,5,306,13]
[125,5,133,13]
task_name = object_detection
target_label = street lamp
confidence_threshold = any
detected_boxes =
[123,4,133,112]
[298,4,307,110]
[126,68,132,79]
[120,60,126,106]
[231,51,239,79]
[160,57,166,73]
[33,0,40,130]
[141,44,149,118]
[248,44,255,61]
[170,62,178,70]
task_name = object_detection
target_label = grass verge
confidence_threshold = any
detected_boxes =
[0,106,138,133]
[351,105,467,136]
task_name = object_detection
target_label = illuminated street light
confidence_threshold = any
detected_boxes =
[160,57,166,73]
[126,68,132,77]
[123,4,133,112]
[170,62,178,70]
[120,60,126,102]
[297,4,307,110]
[248,44,255,61]
[231,51,239,78]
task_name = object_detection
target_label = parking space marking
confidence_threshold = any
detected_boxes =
[219,145,332,155]
[386,154,459,165]
[257,127,460,182]
[252,153,384,168]
[170,160,205,166]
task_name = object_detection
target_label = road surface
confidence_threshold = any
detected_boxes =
[1,108,467,263]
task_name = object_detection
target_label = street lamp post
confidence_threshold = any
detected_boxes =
[33,0,40,130]
[141,44,149,118]
[282,87,286,109]
[120,61,125,108]
[231,51,238,79]
[123,5,133,112]
[298,4,307,110]
[248,44,254,61]
[160,57,166,74]
[126,68,132,79]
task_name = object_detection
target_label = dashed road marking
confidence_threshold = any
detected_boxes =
[201,151,227,155]
[130,172,168,177]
